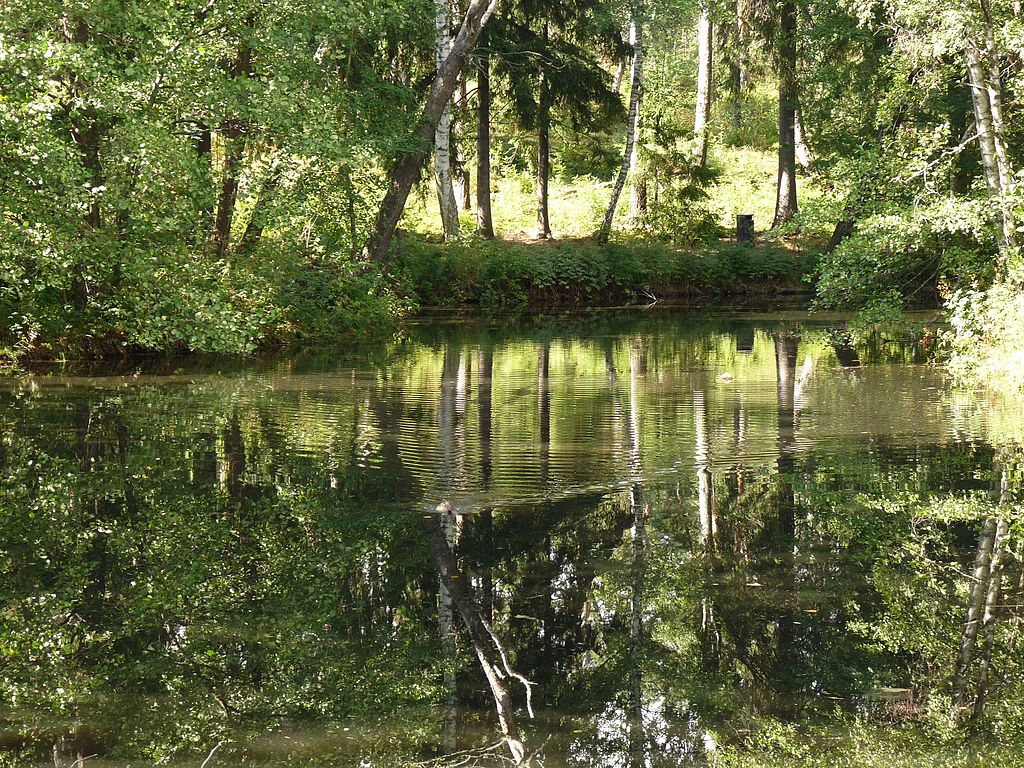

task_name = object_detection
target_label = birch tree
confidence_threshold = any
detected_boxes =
[435,0,461,239]
[476,29,496,238]
[364,0,502,265]
[963,0,1016,255]
[694,1,713,168]
[537,20,553,239]
[598,0,645,244]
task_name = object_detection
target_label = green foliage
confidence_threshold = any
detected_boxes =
[396,235,816,310]
[643,192,722,246]
[556,128,622,180]
[814,198,999,311]
[716,717,1024,768]
[632,117,723,245]
[718,81,780,151]
[945,283,1024,394]
[2,315,1024,763]
[490,0,624,133]
[0,0,432,360]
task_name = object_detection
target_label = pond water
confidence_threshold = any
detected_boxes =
[2,310,1023,767]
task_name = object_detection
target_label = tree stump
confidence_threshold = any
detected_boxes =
[737,214,755,246]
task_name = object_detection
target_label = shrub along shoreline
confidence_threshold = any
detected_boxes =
[0,236,819,365]
[395,235,817,312]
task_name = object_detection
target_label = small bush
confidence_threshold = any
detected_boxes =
[813,199,998,311]
[945,283,1024,394]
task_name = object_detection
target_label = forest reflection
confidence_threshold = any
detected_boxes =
[1,313,1022,767]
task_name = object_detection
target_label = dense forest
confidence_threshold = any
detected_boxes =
[1,0,1022,389]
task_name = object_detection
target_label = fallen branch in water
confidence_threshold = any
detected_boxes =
[426,502,532,763]
[199,740,226,768]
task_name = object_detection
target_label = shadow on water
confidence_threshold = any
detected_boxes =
[1,310,1022,767]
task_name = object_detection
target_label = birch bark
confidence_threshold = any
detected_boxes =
[435,0,461,239]
[694,3,713,168]
[599,4,645,243]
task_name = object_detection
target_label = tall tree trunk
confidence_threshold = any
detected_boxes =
[954,517,998,706]
[737,0,750,93]
[774,332,798,536]
[699,390,721,675]
[599,4,645,244]
[974,516,1010,720]
[628,494,647,768]
[694,2,713,168]
[478,346,494,486]
[211,126,245,258]
[630,109,647,222]
[211,25,254,258]
[980,0,1013,199]
[537,21,553,240]
[730,0,748,134]
[239,152,282,252]
[476,35,496,238]
[732,391,748,497]
[363,0,502,265]
[477,346,495,622]
[966,7,1016,255]
[613,55,627,95]
[694,389,715,547]
[827,216,856,253]
[631,175,648,223]
[61,16,102,310]
[773,0,798,227]
[195,123,215,231]
[436,343,463,748]
[624,341,647,768]
[964,450,1013,719]
[966,45,1001,198]
[538,343,551,482]
[435,0,461,239]
[439,502,459,751]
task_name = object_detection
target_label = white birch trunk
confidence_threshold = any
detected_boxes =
[613,55,627,95]
[974,516,1010,718]
[967,42,1002,200]
[694,3,713,168]
[435,0,461,239]
[966,5,1016,252]
[599,4,645,243]
[627,343,646,768]
[954,517,997,706]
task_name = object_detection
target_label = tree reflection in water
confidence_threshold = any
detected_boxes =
[0,312,1022,767]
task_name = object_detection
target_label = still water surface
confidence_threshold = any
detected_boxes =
[1,311,1023,767]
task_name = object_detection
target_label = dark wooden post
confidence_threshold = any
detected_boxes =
[737,214,755,246]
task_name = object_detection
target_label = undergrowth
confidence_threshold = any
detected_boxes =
[394,236,816,312]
